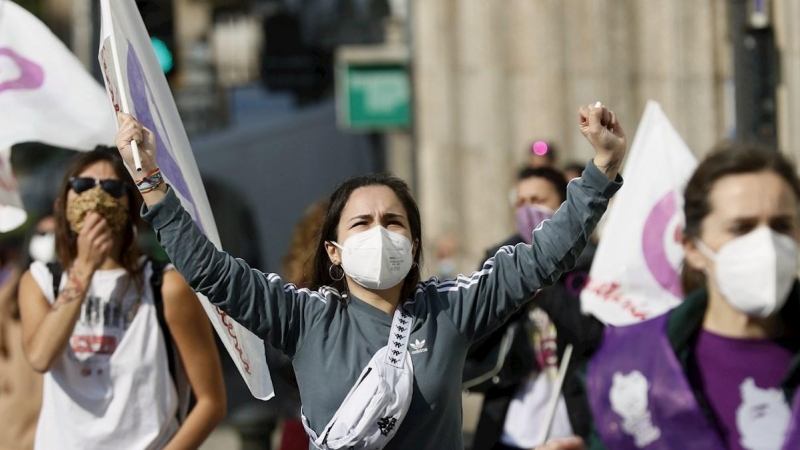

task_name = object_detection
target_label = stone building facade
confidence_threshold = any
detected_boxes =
[411,0,752,273]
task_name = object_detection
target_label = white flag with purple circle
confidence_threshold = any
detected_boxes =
[98,0,274,400]
[0,0,115,232]
[581,101,698,326]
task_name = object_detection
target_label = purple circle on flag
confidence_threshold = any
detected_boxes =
[641,192,683,299]
[0,48,44,93]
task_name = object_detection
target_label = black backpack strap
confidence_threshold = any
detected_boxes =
[149,259,177,384]
[149,258,195,423]
[46,262,63,300]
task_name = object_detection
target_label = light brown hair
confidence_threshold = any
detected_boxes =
[282,200,329,288]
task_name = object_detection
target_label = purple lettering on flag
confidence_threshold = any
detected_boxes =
[0,48,44,93]
[125,43,204,232]
[641,192,683,299]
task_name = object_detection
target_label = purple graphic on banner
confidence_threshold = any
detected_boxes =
[642,192,682,299]
[125,43,203,232]
[0,48,44,93]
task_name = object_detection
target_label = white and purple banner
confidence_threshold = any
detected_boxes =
[581,101,698,326]
[0,0,115,232]
[99,0,274,400]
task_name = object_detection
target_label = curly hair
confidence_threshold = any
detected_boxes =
[281,200,329,288]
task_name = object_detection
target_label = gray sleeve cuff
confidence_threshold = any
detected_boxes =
[140,186,183,230]
[582,159,624,198]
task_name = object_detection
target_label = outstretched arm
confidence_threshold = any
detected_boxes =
[433,103,626,342]
[114,113,329,357]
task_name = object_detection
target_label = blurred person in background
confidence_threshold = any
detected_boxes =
[114,102,625,450]
[27,215,57,265]
[563,163,586,182]
[585,143,800,450]
[465,167,604,450]
[17,148,225,449]
[0,239,42,450]
[281,200,330,289]
[277,199,329,450]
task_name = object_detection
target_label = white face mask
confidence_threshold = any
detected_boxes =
[332,226,414,291]
[695,227,799,317]
[29,232,57,263]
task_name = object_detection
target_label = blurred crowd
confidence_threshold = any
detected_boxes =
[4,0,800,449]
[2,127,798,450]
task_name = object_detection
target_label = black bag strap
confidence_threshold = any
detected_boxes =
[149,258,195,423]
[46,262,63,300]
[149,259,176,381]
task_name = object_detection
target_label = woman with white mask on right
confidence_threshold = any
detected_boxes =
[584,143,800,450]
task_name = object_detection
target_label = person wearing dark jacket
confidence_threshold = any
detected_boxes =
[466,167,604,450]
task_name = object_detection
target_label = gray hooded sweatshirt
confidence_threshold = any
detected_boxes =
[141,160,622,449]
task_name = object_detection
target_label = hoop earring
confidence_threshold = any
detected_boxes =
[329,264,345,281]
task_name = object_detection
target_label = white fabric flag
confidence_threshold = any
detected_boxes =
[98,0,274,400]
[0,0,115,231]
[581,101,698,326]
[0,148,25,231]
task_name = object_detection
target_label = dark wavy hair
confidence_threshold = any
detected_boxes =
[54,147,143,284]
[310,174,423,305]
[682,142,800,293]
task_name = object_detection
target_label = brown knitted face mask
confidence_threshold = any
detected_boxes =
[66,188,128,234]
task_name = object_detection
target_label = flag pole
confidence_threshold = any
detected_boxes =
[101,0,143,172]
[536,343,574,445]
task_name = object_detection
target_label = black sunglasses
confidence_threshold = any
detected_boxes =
[69,177,128,198]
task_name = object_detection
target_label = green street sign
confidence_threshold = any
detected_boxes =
[339,65,411,130]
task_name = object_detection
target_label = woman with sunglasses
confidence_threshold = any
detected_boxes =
[17,147,226,449]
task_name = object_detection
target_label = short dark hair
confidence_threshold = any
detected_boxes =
[517,167,569,202]
[682,141,800,293]
[310,173,423,304]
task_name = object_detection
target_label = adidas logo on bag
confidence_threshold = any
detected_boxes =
[409,339,428,355]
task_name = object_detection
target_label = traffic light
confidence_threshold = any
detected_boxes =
[260,11,333,104]
[150,36,174,73]
[135,0,177,79]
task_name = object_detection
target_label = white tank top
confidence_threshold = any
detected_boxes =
[30,259,179,450]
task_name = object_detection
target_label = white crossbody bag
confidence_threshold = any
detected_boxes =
[302,307,414,449]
